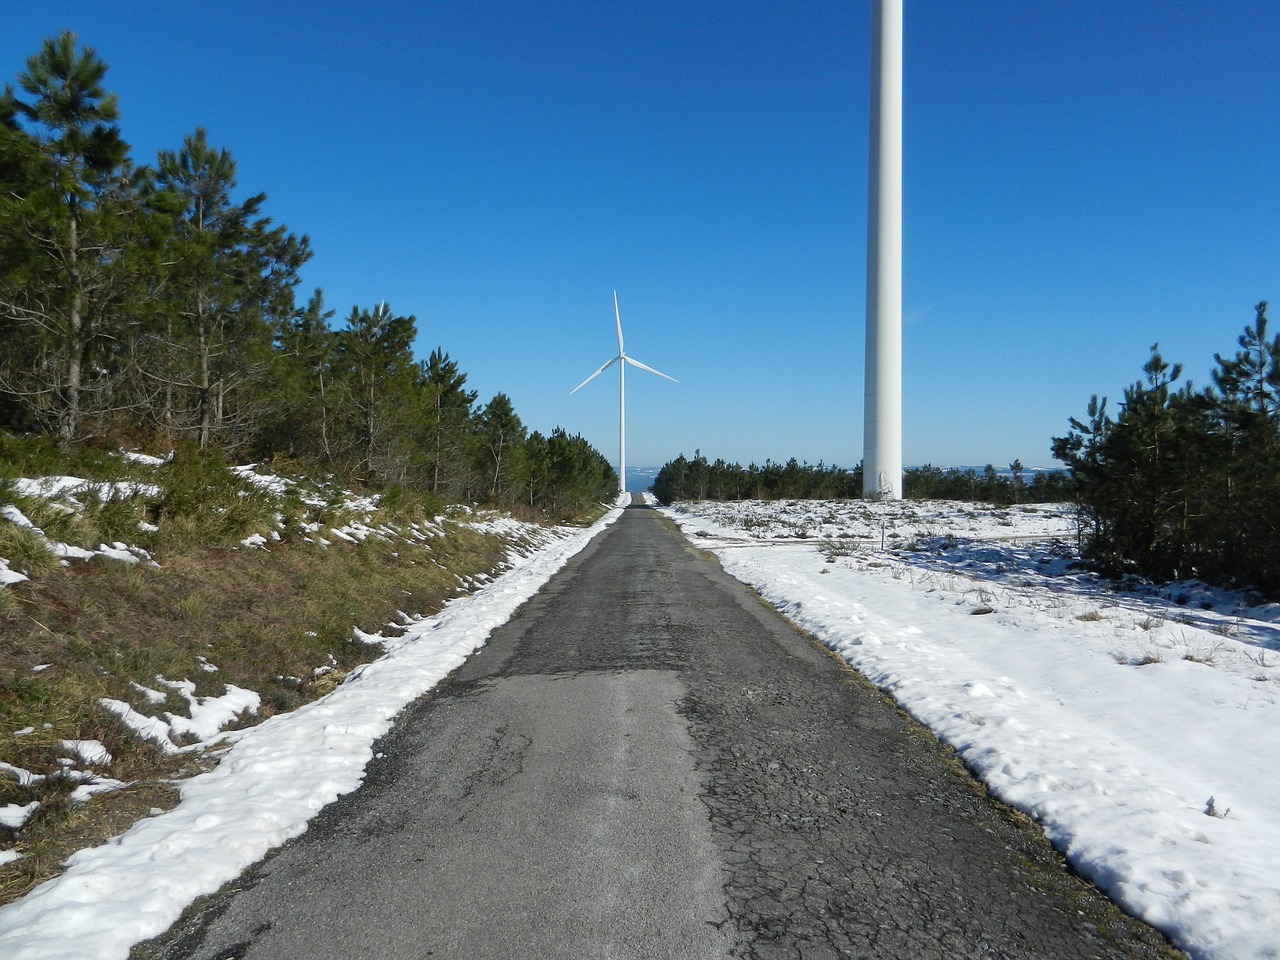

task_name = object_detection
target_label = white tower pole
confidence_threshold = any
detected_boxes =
[862,0,903,499]
[619,355,627,494]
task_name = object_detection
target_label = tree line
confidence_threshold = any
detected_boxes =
[654,303,1278,596]
[1052,303,1280,593]
[651,453,1069,506]
[0,32,616,514]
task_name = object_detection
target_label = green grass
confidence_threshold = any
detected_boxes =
[0,522,58,578]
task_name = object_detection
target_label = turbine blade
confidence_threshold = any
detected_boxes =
[613,291,624,355]
[624,355,678,383]
[570,356,619,394]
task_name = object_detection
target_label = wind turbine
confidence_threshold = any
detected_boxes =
[571,291,677,495]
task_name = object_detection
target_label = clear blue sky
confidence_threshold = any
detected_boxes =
[4,1,1278,470]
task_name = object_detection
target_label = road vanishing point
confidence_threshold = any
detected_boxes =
[139,499,1181,960]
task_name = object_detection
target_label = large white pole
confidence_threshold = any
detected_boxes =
[862,0,903,499]
[619,356,627,494]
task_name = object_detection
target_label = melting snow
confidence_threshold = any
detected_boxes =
[10,477,1270,958]
[0,495,626,960]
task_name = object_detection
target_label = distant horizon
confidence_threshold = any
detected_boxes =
[627,460,1062,471]
[624,461,1062,492]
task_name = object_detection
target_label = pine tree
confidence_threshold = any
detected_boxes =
[0,31,130,444]
[253,287,337,460]
[1208,302,1280,586]
[331,302,419,480]
[419,349,477,497]
[1053,319,1280,590]
[0,91,50,429]
[151,128,310,450]
[1213,302,1280,417]
[476,392,526,502]
[523,430,551,508]
[1009,459,1024,503]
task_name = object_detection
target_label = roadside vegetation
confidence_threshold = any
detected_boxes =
[0,439,611,906]
[0,32,620,906]
[1052,302,1280,594]
[0,32,616,514]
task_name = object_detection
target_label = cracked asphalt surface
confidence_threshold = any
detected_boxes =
[137,501,1183,959]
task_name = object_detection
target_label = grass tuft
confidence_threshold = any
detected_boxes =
[0,522,58,577]
[150,445,276,546]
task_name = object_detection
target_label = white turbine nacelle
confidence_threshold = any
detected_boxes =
[571,291,677,495]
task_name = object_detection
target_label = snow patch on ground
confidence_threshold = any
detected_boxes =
[98,682,262,755]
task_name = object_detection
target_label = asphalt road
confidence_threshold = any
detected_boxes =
[138,500,1181,960]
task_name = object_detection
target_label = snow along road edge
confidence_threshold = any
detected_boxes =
[0,502,625,960]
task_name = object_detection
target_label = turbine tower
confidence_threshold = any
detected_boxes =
[863,0,903,499]
[572,292,677,495]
